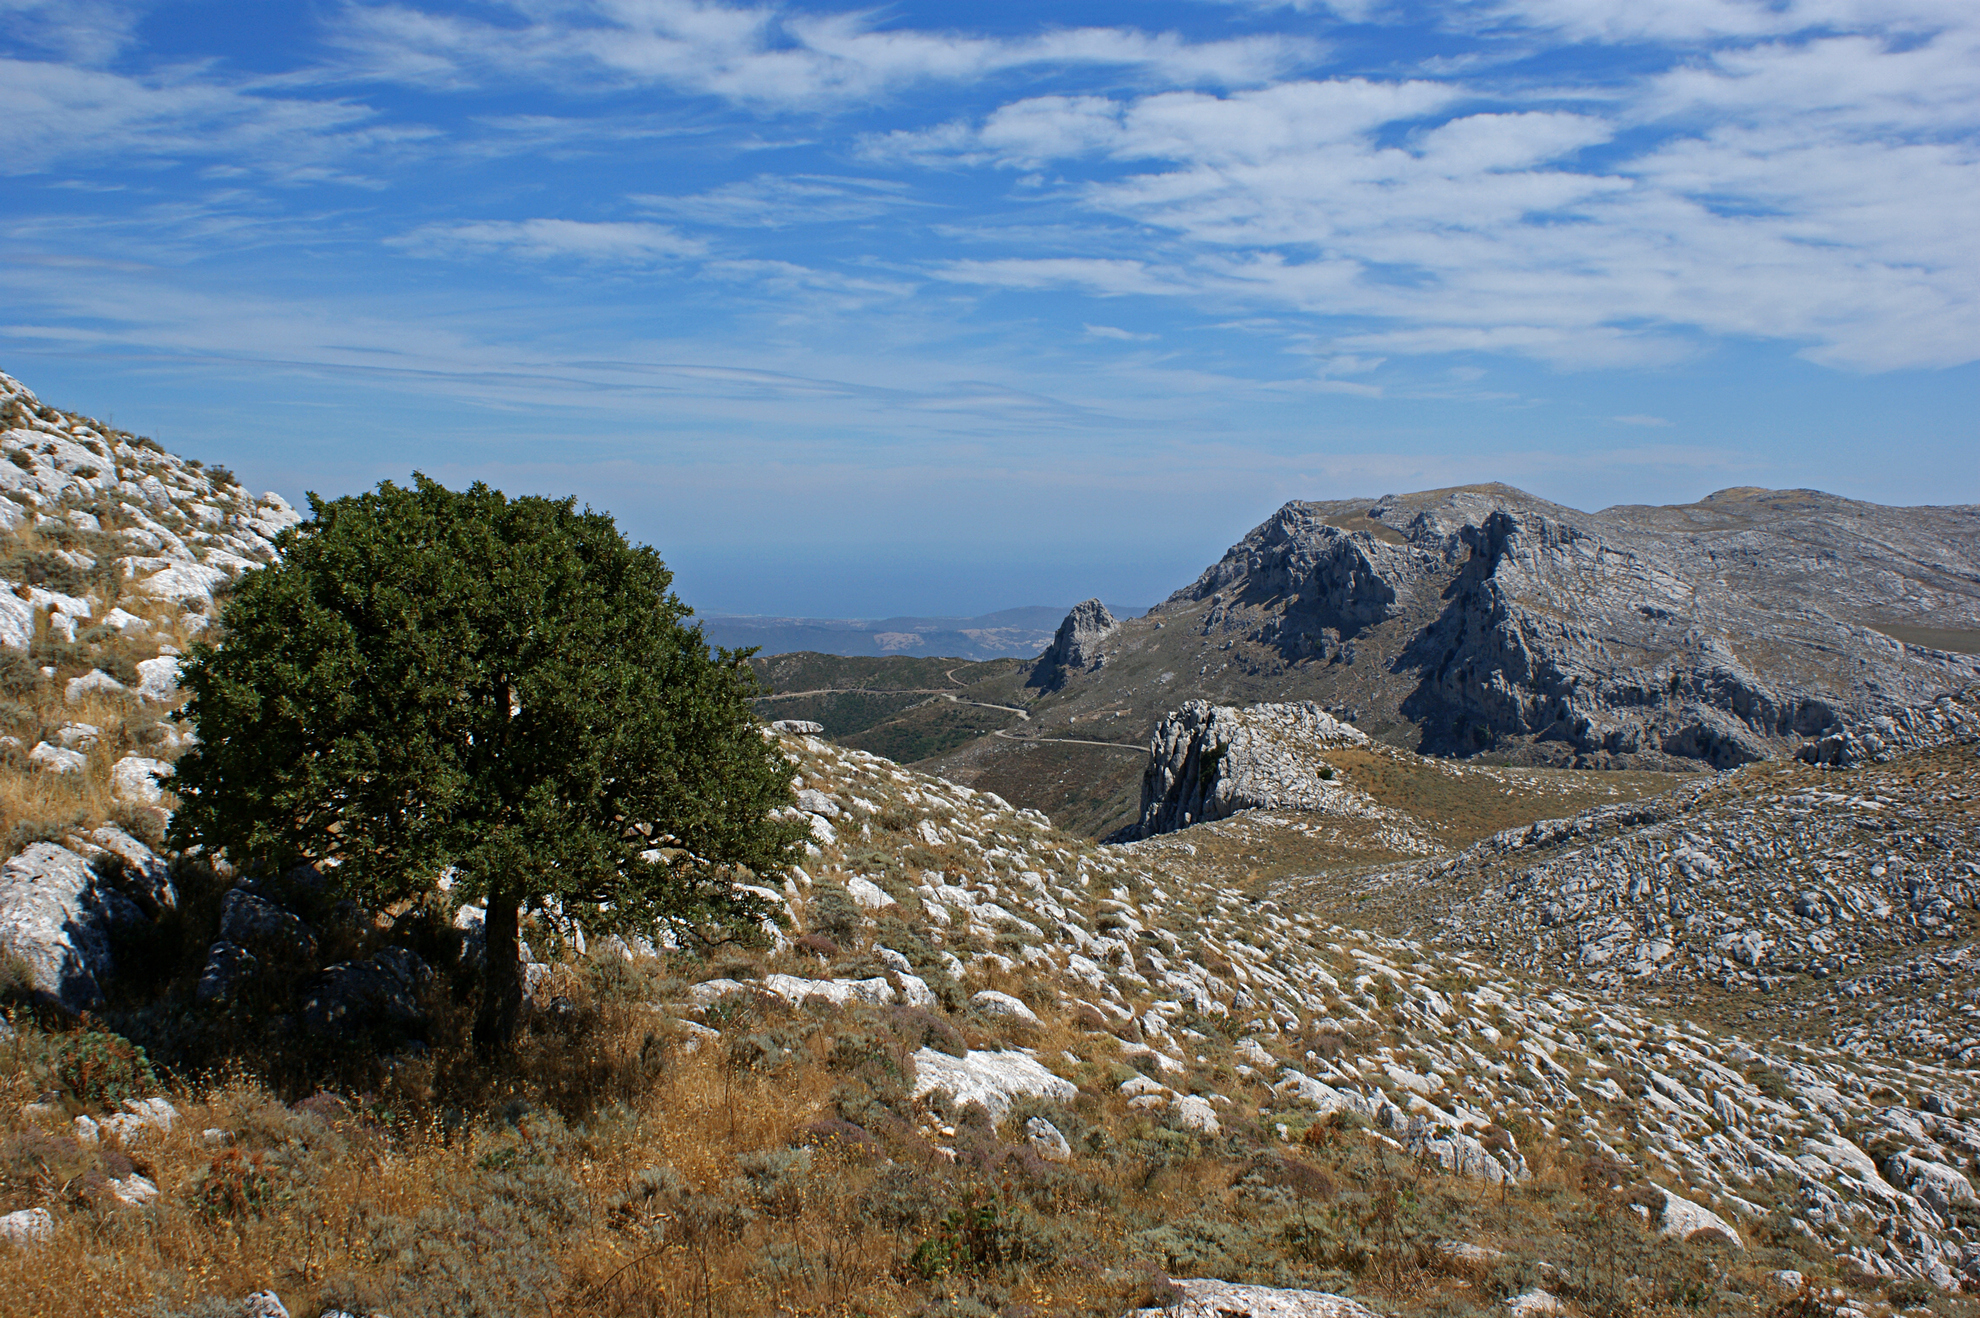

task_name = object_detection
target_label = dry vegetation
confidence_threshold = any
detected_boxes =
[0,935,1898,1318]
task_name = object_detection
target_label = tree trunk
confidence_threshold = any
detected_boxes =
[474,886,524,1056]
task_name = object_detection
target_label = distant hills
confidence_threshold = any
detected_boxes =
[700,605,1141,661]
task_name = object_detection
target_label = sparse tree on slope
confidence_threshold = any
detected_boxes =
[168,475,804,1052]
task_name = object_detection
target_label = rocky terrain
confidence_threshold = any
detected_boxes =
[5,364,1980,1318]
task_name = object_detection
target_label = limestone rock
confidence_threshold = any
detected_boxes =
[772,719,824,734]
[238,1292,289,1318]
[65,669,127,703]
[300,947,431,1040]
[1130,1279,1382,1318]
[111,754,172,805]
[1123,701,1369,839]
[1026,1116,1073,1161]
[1031,599,1118,690]
[29,741,86,773]
[911,1047,1076,1124]
[0,841,142,1010]
[845,876,894,909]
[135,655,181,703]
[971,989,1040,1025]
[761,973,897,1008]
[196,940,260,1005]
[218,888,317,962]
[1649,1184,1743,1249]
[0,1206,53,1248]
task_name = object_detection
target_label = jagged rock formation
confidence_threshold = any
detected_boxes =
[1118,701,1371,839]
[1029,598,1117,689]
[1162,485,1980,768]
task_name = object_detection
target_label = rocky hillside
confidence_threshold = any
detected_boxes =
[11,719,1980,1313]
[0,369,299,870]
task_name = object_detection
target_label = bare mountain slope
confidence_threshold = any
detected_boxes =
[921,485,1980,834]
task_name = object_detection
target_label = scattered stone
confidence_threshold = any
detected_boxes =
[845,876,895,909]
[971,989,1040,1026]
[0,1206,53,1248]
[1026,1116,1073,1161]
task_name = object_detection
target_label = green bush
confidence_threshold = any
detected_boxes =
[51,1029,159,1106]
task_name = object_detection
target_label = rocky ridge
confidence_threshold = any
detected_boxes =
[1161,487,1980,769]
[0,369,301,638]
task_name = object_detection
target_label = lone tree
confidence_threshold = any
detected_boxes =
[169,476,805,1052]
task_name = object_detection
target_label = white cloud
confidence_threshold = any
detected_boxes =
[0,56,424,180]
[934,258,1185,297]
[330,0,1315,108]
[884,0,1980,373]
[1084,323,1157,340]
[635,175,920,228]
[391,219,707,264]
[0,0,149,65]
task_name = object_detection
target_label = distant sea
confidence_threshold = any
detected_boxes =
[699,605,1147,661]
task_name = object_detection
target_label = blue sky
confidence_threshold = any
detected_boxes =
[3,0,1975,618]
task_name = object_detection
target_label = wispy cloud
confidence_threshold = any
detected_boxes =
[1084,323,1157,341]
[328,0,1317,108]
[635,175,922,228]
[390,219,707,264]
[0,56,425,180]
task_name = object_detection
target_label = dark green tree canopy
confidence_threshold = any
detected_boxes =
[169,475,805,962]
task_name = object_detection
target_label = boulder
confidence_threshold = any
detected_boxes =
[65,669,127,703]
[86,825,174,912]
[111,755,173,806]
[0,1206,53,1248]
[238,1292,289,1318]
[772,720,824,735]
[761,973,896,1008]
[910,1047,1076,1125]
[29,742,87,774]
[1121,701,1369,839]
[135,655,181,703]
[300,947,432,1040]
[218,888,317,962]
[971,989,1040,1025]
[845,876,894,909]
[196,940,260,1005]
[1648,1184,1743,1249]
[1173,1094,1221,1134]
[0,841,144,1010]
[1026,1116,1073,1161]
[1129,1279,1382,1317]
